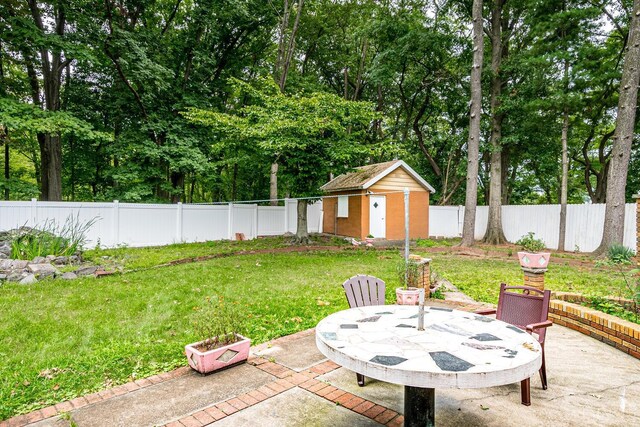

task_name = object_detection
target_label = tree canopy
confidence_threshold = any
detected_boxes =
[0,0,637,213]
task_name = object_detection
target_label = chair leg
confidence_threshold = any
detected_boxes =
[520,378,531,406]
[356,373,365,387]
[539,350,547,390]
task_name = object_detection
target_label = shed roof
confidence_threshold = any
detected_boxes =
[320,160,435,193]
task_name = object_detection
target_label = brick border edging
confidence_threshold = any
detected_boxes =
[162,357,404,427]
[549,299,640,359]
[0,366,193,427]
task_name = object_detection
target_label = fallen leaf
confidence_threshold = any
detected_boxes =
[23,380,30,387]
[52,384,60,391]
[480,404,489,411]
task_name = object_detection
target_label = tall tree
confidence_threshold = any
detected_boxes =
[461,0,485,247]
[270,0,305,206]
[594,0,640,254]
[483,0,507,244]
[184,78,377,243]
[24,0,73,200]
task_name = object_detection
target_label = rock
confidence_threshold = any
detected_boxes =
[46,254,56,261]
[0,274,6,280]
[69,255,81,264]
[53,256,68,265]
[32,256,47,264]
[0,244,11,256]
[61,272,78,280]
[75,266,98,276]
[7,272,25,282]
[19,274,37,285]
[27,263,59,277]
[0,253,7,260]
[10,260,28,270]
[0,259,12,270]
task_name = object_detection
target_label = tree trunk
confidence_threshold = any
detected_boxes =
[270,162,279,206]
[27,0,67,201]
[271,0,304,208]
[46,134,63,200]
[558,105,569,252]
[0,42,7,201]
[3,135,8,200]
[461,0,484,247]
[295,199,309,244]
[594,0,640,255]
[483,0,507,245]
[279,0,304,92]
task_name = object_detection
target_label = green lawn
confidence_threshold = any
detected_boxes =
[0,239,631,419]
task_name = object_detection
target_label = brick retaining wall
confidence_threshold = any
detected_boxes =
[549,298,640,360]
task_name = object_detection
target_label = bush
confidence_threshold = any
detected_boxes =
[9,214,97,260]
[515,232,546,253]
[607,244,635,265]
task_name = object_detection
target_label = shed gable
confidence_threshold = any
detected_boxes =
[369,168,427,192]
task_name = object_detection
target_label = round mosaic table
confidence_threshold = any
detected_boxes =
[315,305,542,426]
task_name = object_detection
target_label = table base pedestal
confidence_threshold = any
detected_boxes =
[404,386,435,426]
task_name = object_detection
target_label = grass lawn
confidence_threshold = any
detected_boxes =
[0,238,632,419]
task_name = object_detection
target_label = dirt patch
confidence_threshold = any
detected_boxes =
[157,245,367,268]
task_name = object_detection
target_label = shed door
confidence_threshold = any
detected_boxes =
[369,195,386,238]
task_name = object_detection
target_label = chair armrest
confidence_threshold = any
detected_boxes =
[474,309,496,316]
[526,320,553,333]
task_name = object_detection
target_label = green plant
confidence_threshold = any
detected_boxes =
[192,296,245,351]
[396,258,420,289]
[607,244,635,264]
[9,214,98,260]
[515,232,546,253]
[366,234,374,239]
[430,287,445,300]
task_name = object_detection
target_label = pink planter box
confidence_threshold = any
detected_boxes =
[517,252,551,269]
[185,334,251,374]
[396,287,422,305]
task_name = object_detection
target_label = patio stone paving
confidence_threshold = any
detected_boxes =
[5,300,640,427]
[212,388,379,427]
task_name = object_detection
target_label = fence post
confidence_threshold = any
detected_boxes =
[284,199,290,233]
[228,203,234,240]
[176,202,183,243]
[31,198,38,226]
[253,204,259,239]
[112,200,119,246]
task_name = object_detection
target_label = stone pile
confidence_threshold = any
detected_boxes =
[0,255,102,284]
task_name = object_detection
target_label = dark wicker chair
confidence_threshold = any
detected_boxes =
[342,274,386,386]
[476,283,552,406]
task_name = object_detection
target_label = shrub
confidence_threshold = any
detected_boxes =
[192,296,245,351]
[515,232,546,253]
[9,214,98,260]
[607,244,635,265]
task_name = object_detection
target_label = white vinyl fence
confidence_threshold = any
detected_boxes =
[0,199,323,248]
[429,204,637,253]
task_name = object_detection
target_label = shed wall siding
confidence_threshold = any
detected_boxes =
[322,190,365,238]
[383,191,429,240]
[370,168,428,192]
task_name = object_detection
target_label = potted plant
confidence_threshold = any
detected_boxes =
[185,296,251,375]
[365,234,375,245]
[395,258,422,305]
[515,232,551,269]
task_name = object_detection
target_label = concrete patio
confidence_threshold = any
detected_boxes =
[5,301,640,427]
